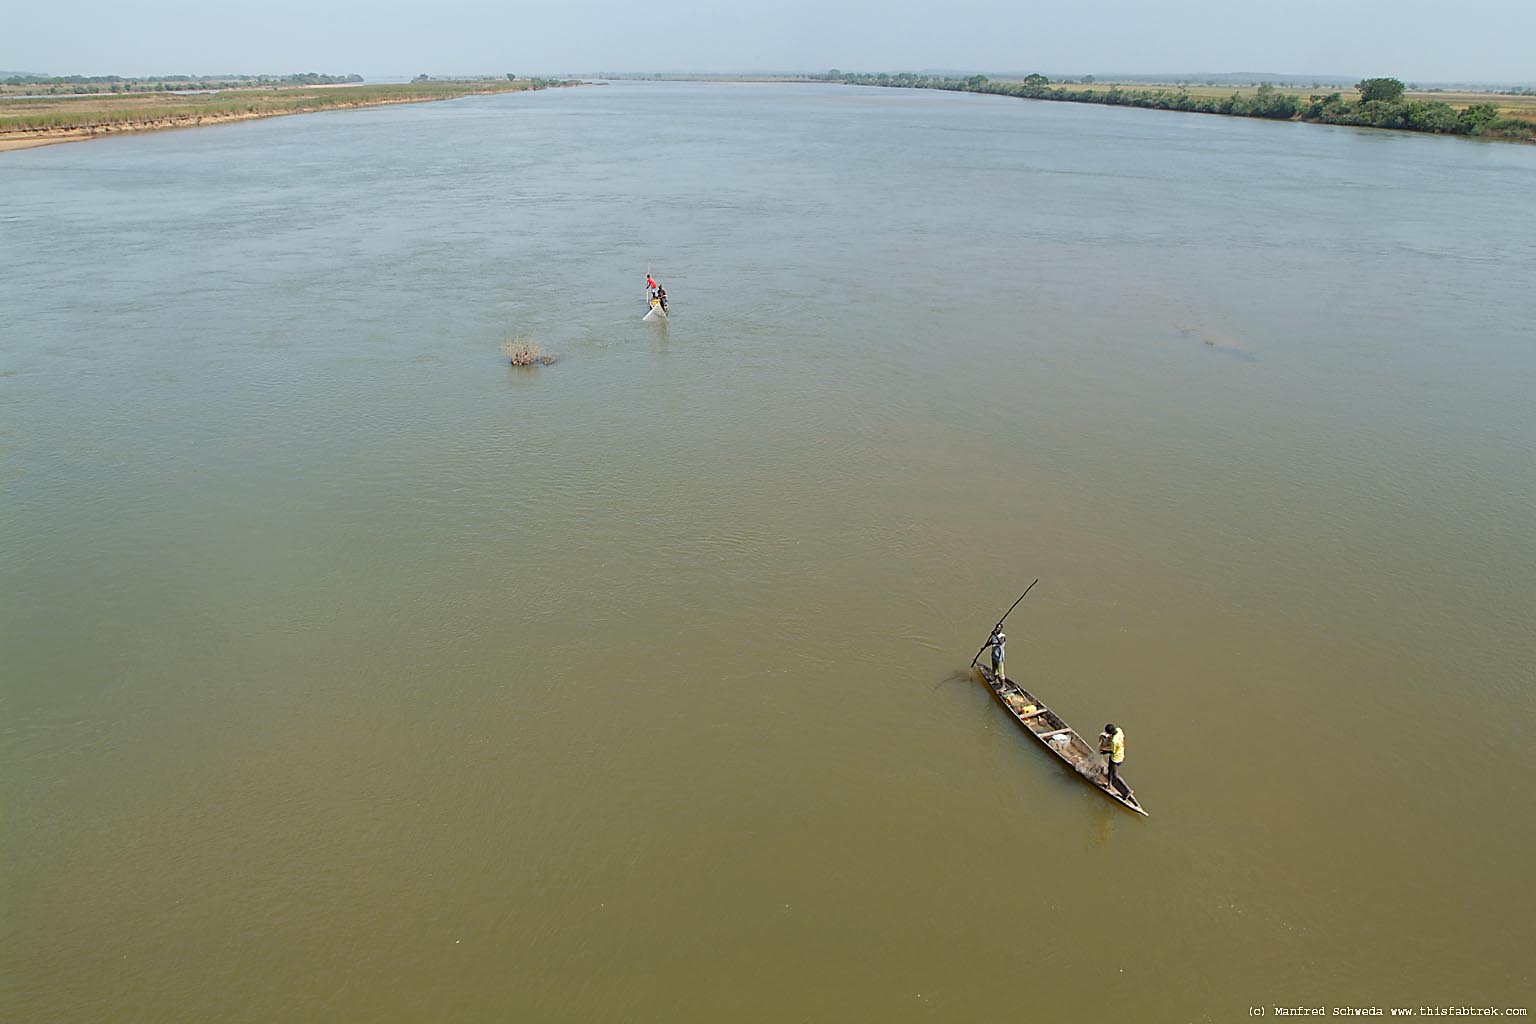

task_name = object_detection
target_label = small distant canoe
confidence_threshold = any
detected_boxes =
[643,296,667,321]
[975,664,1148,816]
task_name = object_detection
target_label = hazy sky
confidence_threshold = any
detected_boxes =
[7,0,1533,82]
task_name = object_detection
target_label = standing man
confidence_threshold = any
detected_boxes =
[646,273,657,294]
[1098,723,1126,794]
[988,627,1006,683]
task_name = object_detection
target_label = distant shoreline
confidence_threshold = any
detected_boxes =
[817,73,1536,144]
[609,72,1536,144]
[0,79,577,152]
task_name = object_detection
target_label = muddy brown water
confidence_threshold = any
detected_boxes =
[3,81,1533,1021]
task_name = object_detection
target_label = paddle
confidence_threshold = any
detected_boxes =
[969,579,1039,668]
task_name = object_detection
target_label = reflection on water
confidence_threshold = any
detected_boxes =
[1087,806,1120,850]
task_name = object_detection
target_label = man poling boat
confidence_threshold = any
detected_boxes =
[970,580,1036,671]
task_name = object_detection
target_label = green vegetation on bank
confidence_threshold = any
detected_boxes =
[814,71,1536,143]
[0,78,575,134]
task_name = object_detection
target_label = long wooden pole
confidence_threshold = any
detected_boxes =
[969,579,1039,667]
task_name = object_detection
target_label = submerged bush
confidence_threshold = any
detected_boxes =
[502,337,558,366]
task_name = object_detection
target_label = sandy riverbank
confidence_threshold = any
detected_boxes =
[0,87,564,152]
[0,109,281,150]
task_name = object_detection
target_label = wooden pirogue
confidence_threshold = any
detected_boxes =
[975,663,1148,816]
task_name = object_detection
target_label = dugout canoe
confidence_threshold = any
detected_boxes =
[975,663,1148,816]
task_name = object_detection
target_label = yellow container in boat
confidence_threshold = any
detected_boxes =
[1019,704,1036,714]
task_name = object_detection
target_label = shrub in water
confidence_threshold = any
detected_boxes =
[502,337,557,366]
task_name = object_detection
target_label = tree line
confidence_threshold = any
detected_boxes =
[813,72,1534,142]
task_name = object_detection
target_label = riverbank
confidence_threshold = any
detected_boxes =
[816,72,1536,143]
[0,78,576,151]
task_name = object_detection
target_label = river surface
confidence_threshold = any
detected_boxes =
[3,81,1533,1022]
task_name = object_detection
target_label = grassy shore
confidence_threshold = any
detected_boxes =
[0,78,575,151]
[812,73,1536,143]
[1002,80,1536,125]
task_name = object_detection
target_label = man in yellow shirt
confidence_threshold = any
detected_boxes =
[1098,723,1126,795]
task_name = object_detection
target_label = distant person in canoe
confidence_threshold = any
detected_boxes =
[988,627,1006,682]
[656,285,668,314]
[1098,723,1125,793]
[646,273,657,293]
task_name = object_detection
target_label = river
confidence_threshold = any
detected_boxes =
[2,80,1533,1021]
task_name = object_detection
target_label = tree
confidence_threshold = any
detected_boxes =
[1302,92,1344,119]
[1456,103,1501,134]
[1249,83,1299,119]
[1356,77,1405,103]
[1023,73,1049,86]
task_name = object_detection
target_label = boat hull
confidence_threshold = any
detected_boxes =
[976,664,1147,816]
